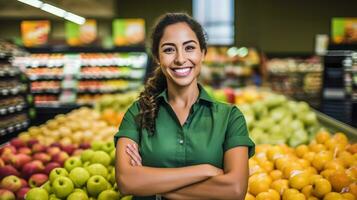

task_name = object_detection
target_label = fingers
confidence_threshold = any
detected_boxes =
[126,144,142,166]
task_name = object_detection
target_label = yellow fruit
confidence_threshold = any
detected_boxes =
[328,170,352,192]
[301,185,313,198]
[310,143,327,153]
[315,131,331,144]
[289,171,310,190]
[305,167,318,176]
[269,170,283,181]
[275,157,292,171]
[320,169,335,179]
[338,151,354,168]
[267,189,280,200]
[283,163,303,179]
[324,160,345,171]
[348,182,357,197]
[295,145,309,158]
[255,152,268,163]
[303,152,316,163]
[346,166,357,181]
[312,178,332,198]
[323,192,343,200]
[309,174,323,184]
[342,193,355,200]
[312,151,333,171]
[245,193,255,200]
[287,193,306,200]
[255,192,272,200]
[297,159,310,168]
[249,173,272,196]
[267,146,284,161]
[346,143,357,154]
[307,197,319,200]
[259,160,274,172]
[332,132,348,146]
[271,179,289,195]
[282,188,299,200]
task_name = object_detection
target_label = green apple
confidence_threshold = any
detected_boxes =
[26,188,48,200]
[98,190,119,200]
[90,151,111,167]
[80,150,94,163]
[102,141,115,153]
[91,141,104,151]
[67,191,88,200]
[41,181,52,193]
[49,194,60,200]
[49,168,68,183]
[64,157,82,172]
[83,161,91,168]
[120,195,133,200]
[86,164,108,177]
[73,188,86,194]
[110,149,116,165]
[86,175,109,197]
[107,167,116,185]
[69,167,90,188]
[52,176,74,198]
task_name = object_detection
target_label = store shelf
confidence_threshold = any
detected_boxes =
[315,109,357,142]
[28,75,64,81]
[31,89,61,94]
[0,86,26,96]
[77,88,129,94]
[0,103,27,116]
[0,120,29,136]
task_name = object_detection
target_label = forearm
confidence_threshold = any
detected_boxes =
[116,164,213,196]
[163,173,246,200]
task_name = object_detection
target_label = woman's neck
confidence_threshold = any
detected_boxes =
[167,81,199,108]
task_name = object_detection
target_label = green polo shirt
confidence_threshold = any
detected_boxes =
[114,85,255,200]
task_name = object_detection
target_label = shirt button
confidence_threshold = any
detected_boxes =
[179,139,184,144]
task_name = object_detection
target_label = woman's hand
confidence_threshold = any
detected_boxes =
[126,143,142,166]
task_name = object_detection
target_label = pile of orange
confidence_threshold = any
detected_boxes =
[246,131,357,200]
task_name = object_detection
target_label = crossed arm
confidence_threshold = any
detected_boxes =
[115,137,249,200]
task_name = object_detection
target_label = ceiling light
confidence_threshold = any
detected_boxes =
[41,3,66,17]
[65,12,86,25]
[17,0,43,8]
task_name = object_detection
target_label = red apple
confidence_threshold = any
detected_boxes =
[17,147,32,156]
[72,149,83,157]
[0,189,15,200]
[79,142,91,149]
[46,147,61,157]
[0,145,16,156]
[0,165,20,179]
[61,144,76,155]
[10,154,32,170]
[33,153,51,164]
[16,187,29,200]
[28,174,48,188]
[0,158,4,167]
[31,143,46,153]
[224,88,235,104]
[51,152,69,166]
[19,179,28,188]
[1,152,14,165]
[26,139,38,148]
[44,162,61,175]
[0,175,22,192]
[21,161,44,179]
[10,138,26,149]
[50,142,61,148]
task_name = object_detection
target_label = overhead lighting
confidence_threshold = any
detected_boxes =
[65,12,86,25]
[17,0,43,8]
[17,0,86,25]
[41,3,66,18]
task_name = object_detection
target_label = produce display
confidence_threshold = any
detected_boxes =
[13,52,147,106]
[17,107,117,146]
[0,136,88,200]
[25,141,131,200]
[247,131,356,200]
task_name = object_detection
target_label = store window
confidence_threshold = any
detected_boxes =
[193,0,234,45]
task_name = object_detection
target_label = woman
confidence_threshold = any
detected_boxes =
[115,13,255,200]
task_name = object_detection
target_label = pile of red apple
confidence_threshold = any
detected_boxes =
[0,137,89,200]
[25,141,132,200]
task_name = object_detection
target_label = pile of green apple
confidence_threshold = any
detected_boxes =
[25,141,132,200]
[238,93,322,147]
[95,91,139,113]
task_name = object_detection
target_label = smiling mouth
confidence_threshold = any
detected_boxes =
[171,67,193,77]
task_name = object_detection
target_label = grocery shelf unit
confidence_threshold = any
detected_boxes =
[0,53,35,144]
[14,46,148,125]
[266,54,323,110]
[322,46,357,127]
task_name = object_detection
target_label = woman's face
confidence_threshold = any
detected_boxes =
[158,22,205,88]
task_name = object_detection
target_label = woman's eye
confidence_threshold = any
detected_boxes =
[185,45,196,51]
[163,48,175,53]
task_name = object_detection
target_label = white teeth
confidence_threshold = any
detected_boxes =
[173,68,190,73]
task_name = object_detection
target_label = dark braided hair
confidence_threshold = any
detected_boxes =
[137,13,207,135]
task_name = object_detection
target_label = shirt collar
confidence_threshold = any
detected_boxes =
[156,84,214,104]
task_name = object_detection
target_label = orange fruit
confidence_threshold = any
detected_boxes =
[346,143,357,154]
[259,160,274,172]
[320,169,335,179]
[349,182,357,197]
[337,151,354,168]
[310,143,327,153]
[269,170,283,181]
[303,152,316,163]
[332,132,348,145]
[289,171,310,190]
[245,193,255,200]
[342,193,356,200]
[295,145,309,158]
[270,179,289,195]
[312,178,332,198]
[324,160,345,171]
[323,192,343,200]
[312,151,333,171]
[315,131,331,144]
[301,185,313,198]
[328,170,352,192]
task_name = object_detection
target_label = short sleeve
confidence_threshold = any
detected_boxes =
[114,101,141,146]
[223,106,255,158]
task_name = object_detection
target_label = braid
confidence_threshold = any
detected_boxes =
[137,67,166,135]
